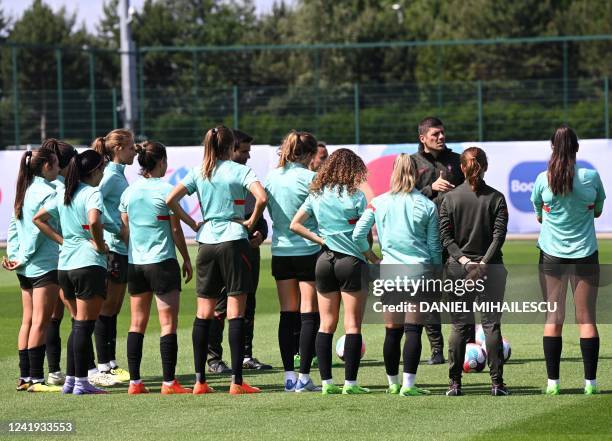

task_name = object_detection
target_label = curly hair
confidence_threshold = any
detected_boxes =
[310,148,368,195]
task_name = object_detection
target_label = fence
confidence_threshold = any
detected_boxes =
[0,35,611,147]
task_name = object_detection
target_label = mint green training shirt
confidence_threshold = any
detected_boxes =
[119,177,177,264]
[531,166,606,258]
[99,161,128,255]
[13,176,60,277]
[45,182,107,270]
[181,160,258,244]
[353,190,442,265]
[265,162,320,256]
[300,187,367,261]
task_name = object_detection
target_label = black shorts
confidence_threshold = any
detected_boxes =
[107,251,128,284]
[271,252,318,282]
[315,249,365,293]
[196,240,253,298]
[128,259,181,296]
[539,250,599,281]
[58,266,107,300]
[17,270,58,290]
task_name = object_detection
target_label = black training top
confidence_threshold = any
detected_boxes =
[410,145,464,207]
[438,180,508,264]
[245,192,268,241]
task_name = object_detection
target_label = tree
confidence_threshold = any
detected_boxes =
[5,0,94,142]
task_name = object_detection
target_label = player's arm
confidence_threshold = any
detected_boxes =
[593,172,605,218]
[88,208,108,254]
[290,209,325,246]
[3,216,21,270]
[166,183,201,232]
[481,196,508,264]
[243,181,267,233]
[6,215,19,262]
[427,208,443,265]
[170,215,193,283]
[353,205,380,263]
[439,198,468,264]
[119,212,130,246]
[33,207,63,245]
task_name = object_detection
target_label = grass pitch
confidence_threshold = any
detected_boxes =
[0,241,611,441]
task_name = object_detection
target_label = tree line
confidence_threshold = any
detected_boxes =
[0,0,610,146]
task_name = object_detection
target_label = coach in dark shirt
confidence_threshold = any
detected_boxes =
[411,117,464,364]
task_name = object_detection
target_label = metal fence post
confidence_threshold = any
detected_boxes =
[563,41,568,123]
[89,50,96,139]
[604,77,609,139]
[138,52,145,137]
[477,80,483,142]
[233,85,239,129]
[56,48,64,138]
[354,83,360,145]
[436,46,443,109]
[192,51,198,124]
[12,46,20,148]
[314,49,320,135]
[112,87,118,129]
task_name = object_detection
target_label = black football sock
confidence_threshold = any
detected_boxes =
[192,318,211,384]
[160,333,178,383]
[228,318,246,385]
[299,312,319,375]
[315,332,334,381]
[543,336,562,380]
[580,337,599,381]
[46,317,62,373]
[383,327,403,376]
[278,311,298,372]
[127,332,144,382]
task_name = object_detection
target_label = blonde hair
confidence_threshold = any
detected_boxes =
[278,130,318,167]
[390,153,416,194]
[91,129,134,160]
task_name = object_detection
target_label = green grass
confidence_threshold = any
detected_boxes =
[0,241,611,441]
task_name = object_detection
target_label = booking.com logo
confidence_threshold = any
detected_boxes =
[508,160,595,212]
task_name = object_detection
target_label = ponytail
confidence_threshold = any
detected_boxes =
[91,129,134,161]
[548,125,578,195]
[136,140,166,175]
[14,151,34,219]
[42,138,77,170]
[91,136,108,160]
[278,130,318,167]
[460,147,488,192]
[64,150,104,205]
[202,126,234,179]
[14,147,58,219]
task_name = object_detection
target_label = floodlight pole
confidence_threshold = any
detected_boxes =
[119,0,138,131]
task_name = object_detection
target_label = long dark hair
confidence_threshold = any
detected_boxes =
[14,148,58,219]
[136,141,166,175]
[64,150,104,205]
[310,148,368,195]
[548,125,578,195]
[202,126,234,179]
[460,147,488,192]
[41,138,77,169]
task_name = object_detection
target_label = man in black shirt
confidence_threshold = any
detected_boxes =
[207,130,272,373]
[411,117,464,365]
